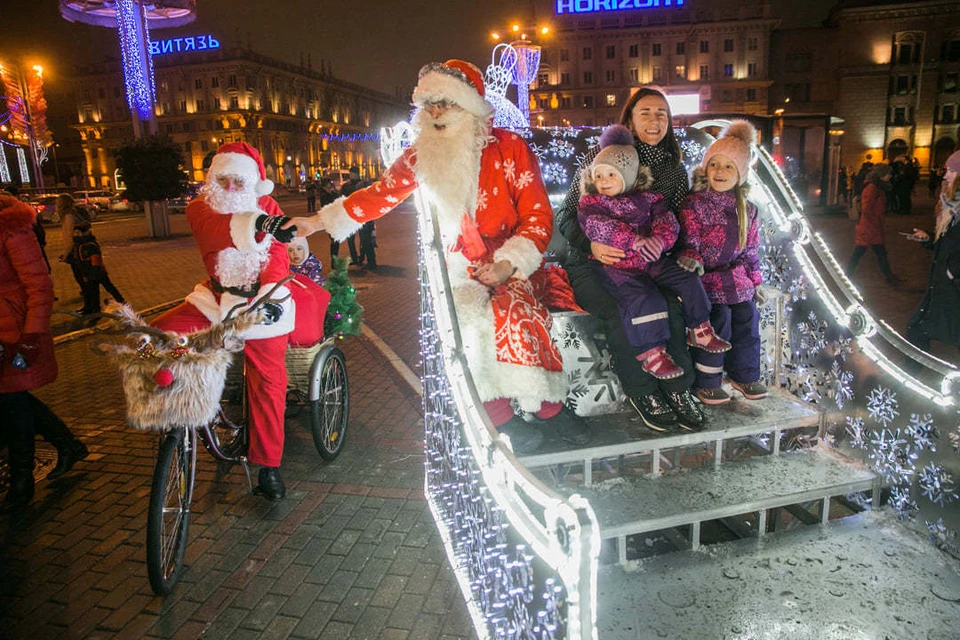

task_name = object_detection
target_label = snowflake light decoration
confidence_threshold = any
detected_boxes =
[866,386,899,427]
[845,416,866,449]
[829,362,854,410]
[889,486,918,521]
[541,162,568,186]
[906,414,938,453]
[547,138,575,159]
[918,463,958,507]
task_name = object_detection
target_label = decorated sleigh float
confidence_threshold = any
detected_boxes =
[380,122,960,640]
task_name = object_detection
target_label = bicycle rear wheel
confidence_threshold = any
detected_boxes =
[146,429,194,596]
[311,348,349,460]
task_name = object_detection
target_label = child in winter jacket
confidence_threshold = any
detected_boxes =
[677,121,766,405]
[577,124,730,383]
[71,221,125,315]
[287,236,325,286]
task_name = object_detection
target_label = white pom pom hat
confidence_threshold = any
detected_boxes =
[208,141,274,196]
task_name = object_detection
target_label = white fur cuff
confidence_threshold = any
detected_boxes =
[318,197,363,242]
[230,212,269,253]
[493,235,543,279]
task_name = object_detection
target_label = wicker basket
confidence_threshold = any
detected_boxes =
[285,341,326,393]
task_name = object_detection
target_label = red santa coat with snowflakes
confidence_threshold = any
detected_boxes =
[320,128,566,411]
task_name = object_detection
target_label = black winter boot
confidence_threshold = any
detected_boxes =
[254,467,286,501]
[30,394,88,479]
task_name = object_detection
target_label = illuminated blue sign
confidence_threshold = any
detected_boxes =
[149,35,221,56]
[556,0,684,14]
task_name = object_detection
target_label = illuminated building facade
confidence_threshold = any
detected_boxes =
[771,0,960,171]
[531,3,779,126]
[71,46,408,189]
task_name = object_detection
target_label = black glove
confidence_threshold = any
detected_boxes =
[255,214,297,243]
[12,333,42,368]
[260,302,283,325]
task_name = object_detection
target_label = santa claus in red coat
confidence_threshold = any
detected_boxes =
[295,59,588,453]
[153,142,299,500]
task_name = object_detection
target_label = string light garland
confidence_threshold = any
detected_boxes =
[0,148,10,182]
[115,0,156,122]
[16,146,29,183]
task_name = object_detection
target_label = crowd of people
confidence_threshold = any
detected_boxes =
[4,54,960,508]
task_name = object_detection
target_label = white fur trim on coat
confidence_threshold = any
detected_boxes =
[452,280,566,412]
[185,283,294,340]
[413,72,494,120]
[318,196,363,242]
[229,211,273,253]
[493,235,543,280]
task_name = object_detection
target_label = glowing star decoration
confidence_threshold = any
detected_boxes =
[115,0,157,122]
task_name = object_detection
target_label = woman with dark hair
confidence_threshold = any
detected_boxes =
[555,86,704,432]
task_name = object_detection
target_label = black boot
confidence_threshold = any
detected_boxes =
[664,389,707,432]
[2,391,36,510]
[254,467,286,501]
[29,395,87,479]
[4,468,35,510]
[497,417,544,455]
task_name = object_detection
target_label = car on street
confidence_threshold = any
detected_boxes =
[109,190,143,212]
[27,194,98,224]
[73,189,115,211]
[324,169,351,190]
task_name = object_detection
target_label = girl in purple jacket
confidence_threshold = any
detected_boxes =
[578,125,730,381]
[677,121,767,404]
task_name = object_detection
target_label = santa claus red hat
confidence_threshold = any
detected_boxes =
[412,59,494,120]
[208,142,274,196]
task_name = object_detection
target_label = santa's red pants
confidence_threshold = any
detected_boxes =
[153,303,288,468]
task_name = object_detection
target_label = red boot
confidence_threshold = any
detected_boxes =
[686,321,732,354]
[637,346,684,380]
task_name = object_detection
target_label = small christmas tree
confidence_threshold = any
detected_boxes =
[324,256,363,337]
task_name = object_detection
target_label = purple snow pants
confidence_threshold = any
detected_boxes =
[593,258,712,353]
[693,300,760,389]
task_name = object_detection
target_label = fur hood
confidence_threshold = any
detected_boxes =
[0,196,37,235]
[690,167,752,197]
[580,164,654,196]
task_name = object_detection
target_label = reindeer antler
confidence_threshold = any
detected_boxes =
[222,276,295,323]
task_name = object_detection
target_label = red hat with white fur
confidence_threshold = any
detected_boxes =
[412,59,494,120]
[208,142,274,196]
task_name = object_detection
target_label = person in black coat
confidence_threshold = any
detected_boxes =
[906,151,960,359]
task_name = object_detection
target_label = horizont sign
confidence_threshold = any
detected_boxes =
[556,0,684,14]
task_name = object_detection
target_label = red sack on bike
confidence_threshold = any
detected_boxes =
[287,273,330,347]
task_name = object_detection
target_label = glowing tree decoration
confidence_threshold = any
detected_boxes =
[511,42,541,126]
[59,0,196,136]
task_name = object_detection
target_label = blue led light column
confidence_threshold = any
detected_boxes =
[115,0,157,137]
[512,43,541,127]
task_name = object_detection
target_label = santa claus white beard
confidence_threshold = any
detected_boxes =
[200,181,260,214]
[412,108,490,243]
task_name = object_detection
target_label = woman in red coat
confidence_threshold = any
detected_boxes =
[0,194,86,509]
[845,163,902,286]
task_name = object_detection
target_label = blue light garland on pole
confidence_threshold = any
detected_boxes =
[116,0,156,125]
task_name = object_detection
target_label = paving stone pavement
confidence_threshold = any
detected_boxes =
[0,196,477,639]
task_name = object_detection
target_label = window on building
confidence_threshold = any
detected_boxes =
[538,73,549,86]
[159,81,168,92]
[944,73,959,92]
[675,64,686,79]
[896,75,910,95]
[699,65,709,81]
[724,39,734,52]
[606,45,616,59]
[539,97,549,109]
[114,86,122,98]
[724,64,734,77]
[82,89,90,101]
[214,96,221,109]
[561,96,572,108]
[652,43,661,56]
[561,72,570,85]
[606,94,617,106]
[748,62,758,77]
[179,100,187,112]
[942,105,956,123]
[629,44,639,58]
[898,43,913,65]
[195,78,203,89]
[560,49,569,62]
[583,95,594,108]
[583,47,593,60]
[784,83,810,102]
[201,140,209,152]
[700,40,709,53]
[947,40,960,63]
[227,74,237,87]
[98,87,105,99]
[606,69,615,82]
[196,98,205,111]
[893,107,907,125]
[211,76,219,88]
[722,90,733,102]
[747,37,758,51]
[676,42,685,55]
[630,68,639,82]
[747,88,757,101]
[652,67,662,82]
[584,71,593,84]
[230,96,239,109]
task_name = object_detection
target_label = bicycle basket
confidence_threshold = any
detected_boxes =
[96,304,252,431]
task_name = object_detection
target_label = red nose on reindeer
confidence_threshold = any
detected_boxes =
[153,368,175,388]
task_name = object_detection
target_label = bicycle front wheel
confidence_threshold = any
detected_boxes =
[311,348,349,461]
[146,429,194,596]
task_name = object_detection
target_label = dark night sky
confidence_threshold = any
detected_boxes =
[3,0,837,97]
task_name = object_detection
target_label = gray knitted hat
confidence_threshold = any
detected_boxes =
[591,125,640,191]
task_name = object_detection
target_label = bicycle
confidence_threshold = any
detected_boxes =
[97,286,350,596]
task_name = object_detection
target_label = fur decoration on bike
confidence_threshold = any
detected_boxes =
[94,303,255,430]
